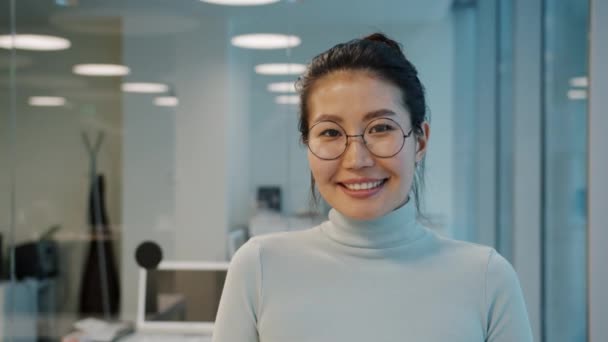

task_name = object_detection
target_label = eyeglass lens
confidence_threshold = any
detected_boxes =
[307,118,408,160]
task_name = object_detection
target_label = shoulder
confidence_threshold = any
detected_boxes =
[226,237,263,280]
[484,248,521,292]
[225,228,324,292]
[233,227,322,263]
[431,233,496,265]
[426,233,520,286]
[431,234,521,295]
[254,224,323,246]
[251,228,319,245]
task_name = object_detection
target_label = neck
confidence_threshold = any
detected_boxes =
[321,199,425,249]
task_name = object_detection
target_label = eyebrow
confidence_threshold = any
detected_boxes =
[313,109,396,124]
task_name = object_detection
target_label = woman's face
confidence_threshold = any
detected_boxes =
[306,70,430,220]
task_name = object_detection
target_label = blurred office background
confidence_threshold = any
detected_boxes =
[0,0,606,341]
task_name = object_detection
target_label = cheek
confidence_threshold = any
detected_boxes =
[383,151,415,186]
[307,152,334,184]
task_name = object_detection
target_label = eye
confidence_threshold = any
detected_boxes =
[368,123,397,134]
[319,129,342,137]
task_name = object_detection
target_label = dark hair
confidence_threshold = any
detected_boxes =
[295,32,429,218]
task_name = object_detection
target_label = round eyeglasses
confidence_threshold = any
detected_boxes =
[307,117,413,160]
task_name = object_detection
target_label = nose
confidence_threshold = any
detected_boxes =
[342,135,374,169]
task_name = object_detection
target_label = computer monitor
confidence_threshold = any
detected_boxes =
[137,261,229,335]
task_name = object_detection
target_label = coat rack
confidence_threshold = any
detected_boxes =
[79,131,120,319]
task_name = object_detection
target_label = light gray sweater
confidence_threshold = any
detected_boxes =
[212,201,533,342]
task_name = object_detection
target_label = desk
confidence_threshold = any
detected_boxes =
[119,333,211,342]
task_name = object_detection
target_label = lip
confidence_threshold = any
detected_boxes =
[339,177,386,184]
[337,178,388,199]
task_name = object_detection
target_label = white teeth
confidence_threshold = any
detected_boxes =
[344,180,383,191]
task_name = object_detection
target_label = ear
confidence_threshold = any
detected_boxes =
[415,121,430,162]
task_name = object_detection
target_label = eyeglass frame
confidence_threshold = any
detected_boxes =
[306,117,414,160]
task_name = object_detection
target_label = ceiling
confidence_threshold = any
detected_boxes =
[0,0,454,105]
[1,0,453,32]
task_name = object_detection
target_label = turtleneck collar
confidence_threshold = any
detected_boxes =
[321,199,427,249]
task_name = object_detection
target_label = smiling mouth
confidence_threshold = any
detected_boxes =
[339,178,388,191]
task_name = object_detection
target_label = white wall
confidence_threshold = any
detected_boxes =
[227,19,253,229]
[121,16,250,319]
[452,6,478,242]
[249,94,307,215]
[403,17,455,236]
[120,25,178,318]
[173,20,230,262]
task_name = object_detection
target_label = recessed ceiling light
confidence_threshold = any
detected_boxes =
[73,64,130,76]
[29,96,66,106]
[255,63,306,75]
[275,95,300,105]
[268,82,297,92]
[54,0,79,6]
[567,89,587,100]
[0,34,71,51]
[122,82,169,93]
[569,76,588,88]
[231,34,301,49]
[154,96,179,107]
[201,0,280,6]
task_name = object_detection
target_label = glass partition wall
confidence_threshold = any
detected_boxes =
[0,1,466,339]
[0,0,597,341]
[1,0,17,338]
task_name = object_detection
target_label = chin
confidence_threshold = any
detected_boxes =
[337,204,389,221]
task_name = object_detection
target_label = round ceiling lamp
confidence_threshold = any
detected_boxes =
[29,96,67,106]
[275,95,300,105]
[201,0,280,6]
[122,82,169,93]
[154,96,179,107]
[0,34,71,51]
[73,64,130,76]
[255,63,306,75]
[231,34,301,49]
[267,82,297,92]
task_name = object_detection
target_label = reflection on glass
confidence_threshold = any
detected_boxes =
[0,0,477,339]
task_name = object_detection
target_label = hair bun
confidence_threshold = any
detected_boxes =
[363,32,403,53]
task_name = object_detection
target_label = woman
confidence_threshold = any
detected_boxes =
[213,33,533,342]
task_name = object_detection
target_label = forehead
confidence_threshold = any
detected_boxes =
[307,70,409,125]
